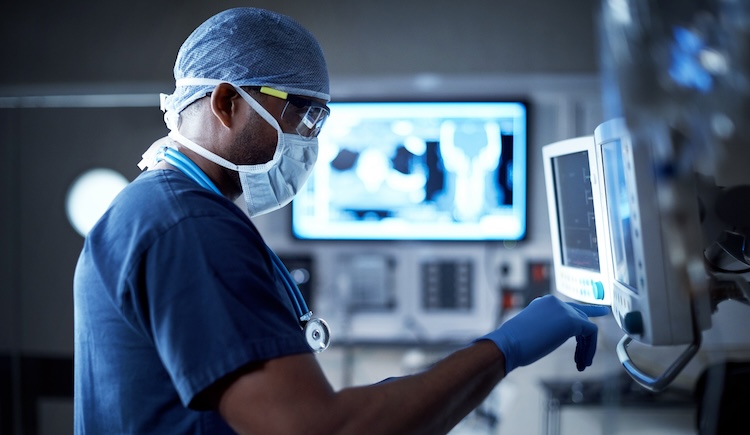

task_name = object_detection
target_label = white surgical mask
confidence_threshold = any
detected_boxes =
[159,79,319,217]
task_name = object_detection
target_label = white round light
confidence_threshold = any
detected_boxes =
[66,168,129,237]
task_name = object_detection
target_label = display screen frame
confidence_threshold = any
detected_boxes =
[290,99,529,242]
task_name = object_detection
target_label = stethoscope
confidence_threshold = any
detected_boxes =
[157,145,331,353]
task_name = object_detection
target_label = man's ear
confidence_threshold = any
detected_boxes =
[209,83,241,128]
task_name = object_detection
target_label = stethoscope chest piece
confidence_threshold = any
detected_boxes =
[304,317,331,353]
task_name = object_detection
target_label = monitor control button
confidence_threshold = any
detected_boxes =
[623,311,644,335]
[592,281,605,300]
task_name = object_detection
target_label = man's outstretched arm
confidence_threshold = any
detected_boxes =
[218,295,610,435]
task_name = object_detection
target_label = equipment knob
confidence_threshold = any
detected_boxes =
[623,311,644,335]
[593,281,605,300]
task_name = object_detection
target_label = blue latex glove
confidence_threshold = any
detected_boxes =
[478,295,610,374]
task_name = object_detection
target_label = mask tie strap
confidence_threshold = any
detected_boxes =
[175,78,281,130]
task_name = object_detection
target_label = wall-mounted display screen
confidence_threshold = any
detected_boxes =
[291,101,528,241]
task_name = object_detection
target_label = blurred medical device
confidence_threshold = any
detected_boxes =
[544,0,750,392]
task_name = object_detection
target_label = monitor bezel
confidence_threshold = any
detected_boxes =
[290,98,530,242]
[595,118,695,345]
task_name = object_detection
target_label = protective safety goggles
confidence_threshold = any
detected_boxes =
[258,86,330,139]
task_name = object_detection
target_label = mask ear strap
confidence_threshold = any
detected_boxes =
[233,86,281,131]
[167,130,239,171]
[175,78,281,131]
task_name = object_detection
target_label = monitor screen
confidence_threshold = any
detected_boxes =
[291,100,528,241]
[553,150,600,272]
[600,138,638,293]
[543,136,612,305]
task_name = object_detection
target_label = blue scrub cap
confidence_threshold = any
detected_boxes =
[162,7,330,115]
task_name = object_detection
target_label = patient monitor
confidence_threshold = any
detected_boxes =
[555,0,750,391]
[545,115,750,391]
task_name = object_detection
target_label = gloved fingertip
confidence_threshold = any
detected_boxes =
[574,335,598,372]
[571,303,611,318]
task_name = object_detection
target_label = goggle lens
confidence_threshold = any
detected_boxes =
[287,104,328,138]
[259,86,329,139]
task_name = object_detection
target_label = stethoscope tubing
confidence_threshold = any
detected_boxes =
[267,248,311,320]
[158,146,316,323]
[160,147,222,195]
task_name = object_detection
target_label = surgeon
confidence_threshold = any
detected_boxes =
[73,7,610,434]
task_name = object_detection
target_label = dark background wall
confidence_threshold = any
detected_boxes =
[0,1,601,434]
[1,0,598,88]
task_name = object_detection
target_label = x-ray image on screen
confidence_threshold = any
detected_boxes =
[291,101,528,241]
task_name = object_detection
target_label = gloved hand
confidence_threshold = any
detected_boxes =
[477,295,610,374]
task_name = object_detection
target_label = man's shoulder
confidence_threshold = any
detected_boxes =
[98,170,251,241]
[123,170,239,216]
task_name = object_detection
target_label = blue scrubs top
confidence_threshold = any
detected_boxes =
[73,169,310,434]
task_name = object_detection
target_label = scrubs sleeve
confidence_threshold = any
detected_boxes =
[140,212,310,407]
